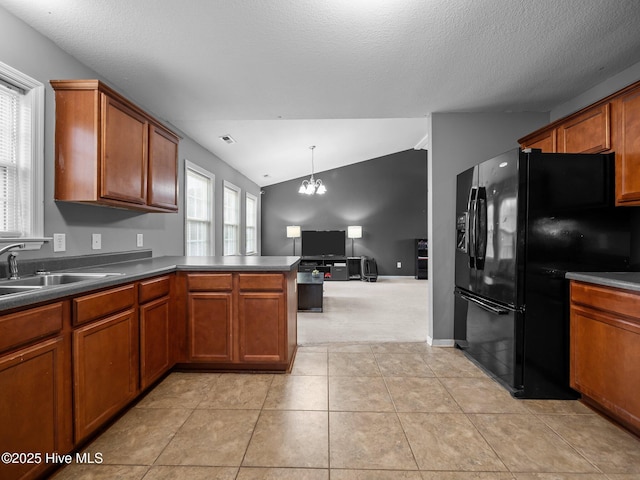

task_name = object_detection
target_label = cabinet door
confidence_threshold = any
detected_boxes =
[73,309,138,443]
[140,296,172,389]
[615,88,640,204]
[238,292,285,363]
[521,128,556,152]
[101,93,148,205]
[570,304,640,430]
[0,337,69,480]
[187,292,233,362]
[557,103,611,154]
[148,124,179,211]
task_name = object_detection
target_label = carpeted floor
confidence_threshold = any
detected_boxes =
[298,276,428,344]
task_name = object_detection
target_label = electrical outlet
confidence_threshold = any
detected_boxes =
[136,233,144,247]
[397,261,402,268]
[53,233,66,252]
[92,233,101,250]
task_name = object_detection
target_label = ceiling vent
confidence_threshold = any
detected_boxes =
[219,134,236,144]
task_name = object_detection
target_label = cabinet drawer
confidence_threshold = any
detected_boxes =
[238,274,283,291]
[187,273,233,291]
[74,284,136,325]
[139,275,171,303]
[571,281,640,320]
[0,302,65,353]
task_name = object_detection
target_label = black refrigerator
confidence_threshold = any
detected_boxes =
[454,148,632,399]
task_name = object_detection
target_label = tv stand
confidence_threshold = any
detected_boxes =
[299,256,348,281]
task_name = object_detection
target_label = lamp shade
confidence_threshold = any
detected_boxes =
[286,225,301,238]
[347,226,363,239]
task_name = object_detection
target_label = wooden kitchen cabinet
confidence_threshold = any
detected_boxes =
[72,287,138,443]
[570,281,640,435]
[614,86,640,205]
[556,102,611,154]
[181,272,297,370]
[51,79,179,212]
[0,301,72,480]
[139,276,173,389]
[520,128,556,152]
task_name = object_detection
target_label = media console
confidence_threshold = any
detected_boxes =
[299,256,349,281]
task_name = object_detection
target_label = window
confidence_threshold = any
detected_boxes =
[0,62,44,239]
[184,161,214,255]
[245,192,258,255]
[223,181,241,255]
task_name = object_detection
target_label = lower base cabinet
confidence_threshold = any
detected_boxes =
[238,292,285,363]
[570,281,640,435]
[0,337,70,480]
[73,309,138,443]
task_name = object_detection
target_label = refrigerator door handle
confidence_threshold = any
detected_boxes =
[475,187,487,269]
[457,290,510,315]
[467,188,478,267]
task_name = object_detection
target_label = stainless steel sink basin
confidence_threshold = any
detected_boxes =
[0,285,42,295]
[0,272,124,295]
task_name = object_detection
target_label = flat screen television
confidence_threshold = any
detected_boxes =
[301,230,346,257]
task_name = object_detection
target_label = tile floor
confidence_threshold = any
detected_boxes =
[52,343,640,480]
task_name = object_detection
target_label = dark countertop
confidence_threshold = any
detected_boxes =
[0,255,300,312]
[565,271,640,292]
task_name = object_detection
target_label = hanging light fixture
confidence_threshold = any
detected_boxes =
[298,146,326,195]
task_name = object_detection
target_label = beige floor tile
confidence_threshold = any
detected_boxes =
[441,377,529,413]
[51,465,149,480]
[329,376,394,412]
[243,410,329,468]
[84,407,191,465]
[291,352,328,376]
[399,412,507,471]
[198,374,273,409]
[331,469,423,479]
[605,475,640,480]
[513,474,608,479]
[329,411,418,470]
[539,414,640,474]
[263,375,328,410]
[297,345,329,353]
[137,372,217,409]
[385,377,461,413]
[328,343,374,353]
[421,473,516,480]
[142,465,238,479]
[370,342,434,354]
[328,352,381,376]
[156,409,259,466]
[424,350,487,377]
[236,467,329,479]
[522,400,596,415]
[374,353,435,377]
[469,413,598,473]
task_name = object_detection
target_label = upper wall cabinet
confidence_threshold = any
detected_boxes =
[51,80,179,212]
[519,80,640,206]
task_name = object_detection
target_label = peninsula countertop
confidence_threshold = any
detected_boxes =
[0,255,300,311]
[565,271,640,292]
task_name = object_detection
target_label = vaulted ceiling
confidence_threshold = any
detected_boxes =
[2,0,640,186]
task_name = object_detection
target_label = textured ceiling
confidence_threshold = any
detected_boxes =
[2,0,640,186]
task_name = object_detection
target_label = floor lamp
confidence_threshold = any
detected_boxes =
[347,226,362,257]
[286,226,301,255]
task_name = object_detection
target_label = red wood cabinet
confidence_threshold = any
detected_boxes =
[570,281,640,435]
[51,79,179,212]
[614,87,640,205]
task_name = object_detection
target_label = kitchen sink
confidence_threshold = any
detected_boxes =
[0,272,124,294]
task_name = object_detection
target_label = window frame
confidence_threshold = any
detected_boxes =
[223,180,241,256]
[245,192,258,255]
[0,61,45,243]
[184,160,215,256]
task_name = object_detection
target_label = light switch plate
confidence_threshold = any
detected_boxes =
[397,262,402,268]
[136,233,143,247]
[92,233,101,250]
[53,233,66,252]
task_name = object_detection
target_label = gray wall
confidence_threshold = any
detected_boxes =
[427,112,549,344]
[261,149,427,276]
[0,7,260,261]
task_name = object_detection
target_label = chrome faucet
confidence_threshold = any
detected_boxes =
[0,243,25,279]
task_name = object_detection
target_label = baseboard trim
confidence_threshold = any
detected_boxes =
[427,336,456,347]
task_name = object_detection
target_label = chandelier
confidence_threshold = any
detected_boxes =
[298,146,326,195]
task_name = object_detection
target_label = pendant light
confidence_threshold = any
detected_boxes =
[298,146,326,195]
